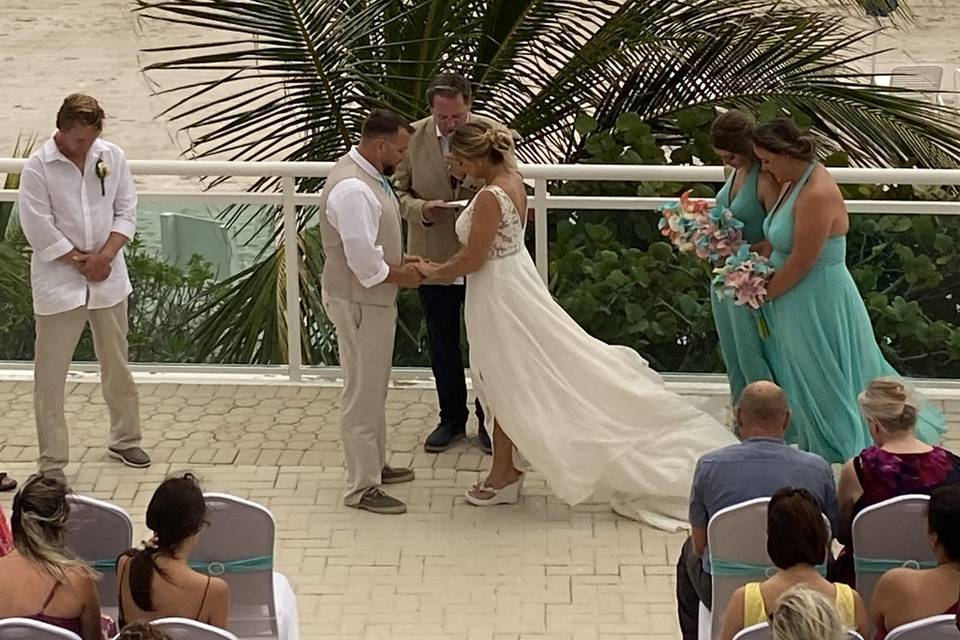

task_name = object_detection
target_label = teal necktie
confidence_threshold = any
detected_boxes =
[380,175,399,206]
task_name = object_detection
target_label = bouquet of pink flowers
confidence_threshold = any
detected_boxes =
[659,192,745,265]
[712,245,776,335]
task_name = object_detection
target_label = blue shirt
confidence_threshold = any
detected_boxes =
[689,437,839,533]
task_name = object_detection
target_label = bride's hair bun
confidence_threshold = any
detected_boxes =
[450,121,518,168]
[754,118,818,161]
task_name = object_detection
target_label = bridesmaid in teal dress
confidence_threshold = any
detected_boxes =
[710,111,780,405]
[753,119,946,464]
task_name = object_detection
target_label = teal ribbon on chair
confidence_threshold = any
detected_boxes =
[854,557,937,573]
[89,558,118,571]
[710,557,827,578]
[189,555,274,576]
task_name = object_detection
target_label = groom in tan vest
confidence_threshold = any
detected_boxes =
[319,109,424,514]
[394,73,497,454]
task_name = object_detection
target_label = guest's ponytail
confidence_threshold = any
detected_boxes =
[126,473,206,611]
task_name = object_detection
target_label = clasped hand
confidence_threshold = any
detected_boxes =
[61,249,112,282]
[401,255,443,283]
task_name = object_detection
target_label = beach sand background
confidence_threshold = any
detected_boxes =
[2,0,958,177]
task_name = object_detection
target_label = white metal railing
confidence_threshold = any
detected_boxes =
[1,159,960,382]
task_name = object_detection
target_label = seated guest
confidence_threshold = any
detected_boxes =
[870,485,960,638]
[834,378,960,584]
[719,488,868,640]
[677,381,839,640]
[0,474,103,640]
[117,473,229,629]
[771,585,847,640]
[117,621,172,640]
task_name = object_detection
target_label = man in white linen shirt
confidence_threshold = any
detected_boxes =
[318,109,424,515]
[18,94,150,481]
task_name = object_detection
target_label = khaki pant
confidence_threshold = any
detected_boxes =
[34,299,141,472]
[323,294,396,505]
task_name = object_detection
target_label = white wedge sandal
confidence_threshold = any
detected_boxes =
[464,473,525,506]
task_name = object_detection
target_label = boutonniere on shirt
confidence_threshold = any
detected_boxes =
[95,156,109,196]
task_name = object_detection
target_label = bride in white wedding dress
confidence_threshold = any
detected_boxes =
[415,121,737,531]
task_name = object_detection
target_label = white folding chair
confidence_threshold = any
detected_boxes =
[733,622,864,639]
[699,498,832,640]
[886,615,960,640]
[0,618,81,639]
[733,622,771,640]
[889,65,945,103]
[193,493,297,640]
[852,495,935,612]
[65,494,134,620]
[152,617,240,640]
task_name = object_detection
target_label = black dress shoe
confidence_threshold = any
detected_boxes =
[424,423,466,453]
[478,424,492,455]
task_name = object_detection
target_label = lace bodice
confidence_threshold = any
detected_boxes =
[455,185,526,259]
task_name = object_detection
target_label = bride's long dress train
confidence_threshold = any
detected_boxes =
[456,185,737,532]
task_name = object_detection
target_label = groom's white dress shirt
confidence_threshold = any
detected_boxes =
[18,136,137,316]
[323,146,395,288]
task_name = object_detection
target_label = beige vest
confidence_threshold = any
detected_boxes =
[319,153,403,307]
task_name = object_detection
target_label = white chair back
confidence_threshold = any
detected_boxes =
[707,498,832,639]
[889,65,944,102]
[852,495,935,611]
[708,498,772,639]
[733,622,864,640]
[0,618,81,639]
[152,617,240,640]
[886,615,960,640]
[733,622,771,640]
[65,494,134,619]
[193,493,277,638]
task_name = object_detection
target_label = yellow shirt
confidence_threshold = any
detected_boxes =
[743,582,856,627]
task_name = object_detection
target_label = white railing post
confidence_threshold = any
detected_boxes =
[281,176,302,382]
[534,178,548,284]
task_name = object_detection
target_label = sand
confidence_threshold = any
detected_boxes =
[0,0,958,191]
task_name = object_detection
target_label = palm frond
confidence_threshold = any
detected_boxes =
[522,0,958,167]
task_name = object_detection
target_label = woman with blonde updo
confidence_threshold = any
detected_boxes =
[415,121,736,528]
[753,119,945,464]
[831,378,960,584]
[770,585,847,640]
[0,474,103,640]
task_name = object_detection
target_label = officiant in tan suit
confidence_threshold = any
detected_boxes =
[319,109,425,515]
[394,73,498,454]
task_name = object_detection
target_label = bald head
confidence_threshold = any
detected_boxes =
[737,381,790,438]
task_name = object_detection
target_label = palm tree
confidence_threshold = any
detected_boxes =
[133,0,959,365]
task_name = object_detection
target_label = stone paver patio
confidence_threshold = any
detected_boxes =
[0,377,957,639]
